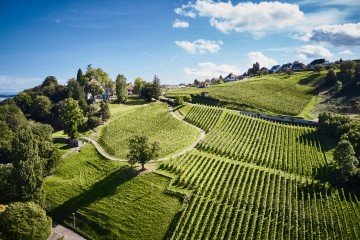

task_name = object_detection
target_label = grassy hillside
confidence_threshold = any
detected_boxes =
[99,102,200,158]
[44,144,182,240]
[167,71,325,116]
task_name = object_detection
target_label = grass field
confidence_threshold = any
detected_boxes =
[99,102,200,158]
[44,144,182,240]
[167,71,325,116]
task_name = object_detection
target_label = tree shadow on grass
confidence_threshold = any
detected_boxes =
[49,165,138,237]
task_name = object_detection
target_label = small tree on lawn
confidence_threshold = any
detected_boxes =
[127,135,159,171]
[314,65,324,74]
[115,74,128,103]
[333,140,359,182]
[59,98,84,139]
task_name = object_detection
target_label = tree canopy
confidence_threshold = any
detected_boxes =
[115,74,128,103]
[127,135,159,171]
[59,98,84,139]
[0,202,52,240]
[333,140,359,182]
[133,77,144,95]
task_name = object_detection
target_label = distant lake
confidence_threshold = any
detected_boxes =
[0,97,8,101]
[0,94,16,101]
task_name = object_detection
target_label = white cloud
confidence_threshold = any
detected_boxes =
[184,62,240,80]
[176,1,305,35]
[247,52,277,69]
[175,39,223,54]
[174,4,197,18]
[172,19,189,29]
[296,45,332,60]
[307,23,360,46]
[339,49,354,55]
[299,0,360,7]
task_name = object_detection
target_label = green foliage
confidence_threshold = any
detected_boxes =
[334,80,343,93]
[342,123,360,158]
[325,69,337,86]
[318,111,352,137]
[115,74,128,103]
[67,78,88,111]
[14,92,32,115]
[0,121,14,163]
[314,64,324,74]
[0,164,15,203]
[59,98,84,139]
[99,101,111,121]
[30,95,52,120]
[83,67,111,87]
[152,75,161,100]
[127,135,159,170]
[340,60,356,73]
[85,81,104,103]
[333,140,358,181]
[0,202,52,240]
[133,77,144,95]
[76,68,84,85]
[99,103,200,158]
[12,125,44,205]
[87,116,102,129]
[174,96,184,105]
[0,103,27,130]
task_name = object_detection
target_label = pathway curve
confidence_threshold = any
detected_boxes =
[80,105,205,163]
[48,221,86,240]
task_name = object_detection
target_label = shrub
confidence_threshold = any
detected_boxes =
[88,116,102,129]
[0,202,52,240]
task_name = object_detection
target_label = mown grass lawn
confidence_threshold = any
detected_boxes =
[44,144,182,240]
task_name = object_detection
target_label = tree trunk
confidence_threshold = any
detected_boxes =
[141,162,146,171]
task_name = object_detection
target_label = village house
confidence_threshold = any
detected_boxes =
[224,73,238,82]
[269,65,281,73]
[308,59,329,70]
[291,62,305,71]
[127,84,134,96]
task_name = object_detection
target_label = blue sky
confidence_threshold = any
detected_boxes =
[0,0,359,93]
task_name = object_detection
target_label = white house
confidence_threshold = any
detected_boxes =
[224,73,238,82]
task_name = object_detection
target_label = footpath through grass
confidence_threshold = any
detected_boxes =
[44,144,182,240]
[167,71,325,116]
[99,102,200,159]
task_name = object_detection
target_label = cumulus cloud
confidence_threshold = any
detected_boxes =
[175,1,305,34]
[307,23,360,46]
[172,19,189,29]
[296,45,332,59]
[247,52,277,69]
[175,39,223,54]
[339,49,354,55]
[174,4,197,18]
[184,62,240,80]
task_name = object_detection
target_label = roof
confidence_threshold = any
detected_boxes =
[309,59,327,65]
[127,85,134,91]
[225,73,237,78]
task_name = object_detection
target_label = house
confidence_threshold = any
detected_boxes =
[269,65,281,73]
[291,63,305,71]
[224,73,238,82]
[83,76,111,102]
[127,84,134,96]
[308,59,329,70]
[280,63,293,70]
[198,82,210,88]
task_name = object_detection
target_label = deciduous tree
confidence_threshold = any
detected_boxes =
[115,74,128,103]
[133,77,144,95]
[59,98,84,139]
[333,140,358,182]
[127,135,159,171]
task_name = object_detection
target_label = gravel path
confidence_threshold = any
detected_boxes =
[80,105,205,163]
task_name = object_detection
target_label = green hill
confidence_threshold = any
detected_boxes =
[167,71,325,116]
[99,102,200,159]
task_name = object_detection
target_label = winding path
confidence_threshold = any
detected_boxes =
[80,105,205,163]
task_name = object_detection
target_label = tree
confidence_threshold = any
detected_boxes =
[335,81,343,93]
[59,98,84,139]
[115,74,128,103]
[314,64,324,74]
[67,79,88,111]
[127,135,160,171]
[12,126,44,204]
[30,95,52,121]
[0,121,13,163]
[77,68,84,85]
[174,96,184,105]
[152,75,161,100]
[0,202,52,240]
[83,67,111,87]
[14,92,32,115]
[99,101,111,121]
[133,77,144,95]
[325,69,337,86]
[333,140,358,182]
[340,61,355,73]
[193,79,199,86]
[85,81,104,103]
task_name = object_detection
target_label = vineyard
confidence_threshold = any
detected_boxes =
[166,71,324,116]
[99,102,200,158]
[156,104,360,239]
